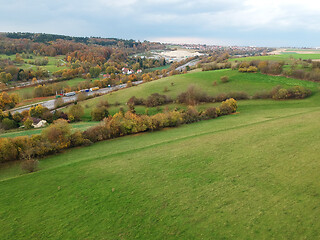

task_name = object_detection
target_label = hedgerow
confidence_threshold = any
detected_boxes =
[0,99,238,164]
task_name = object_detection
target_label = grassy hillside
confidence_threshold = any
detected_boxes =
[75,69,319,120]
[0,54,67,73]
[3,69,318,138]
[1,88,320,238]
[229,53,320,62]
[0,121,98,139]
[1,68,320,239]
[10,77,92,102]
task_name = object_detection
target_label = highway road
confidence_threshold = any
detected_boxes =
[10,80,143,113]
[175,59,200,71]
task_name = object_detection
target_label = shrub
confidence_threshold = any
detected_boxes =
[69,104,84,122]
[202,62,231,71]
[91,107,109,121]
[42,111,54,123]
[273,88,289,100]
[291,69,306,79]
[253,90,272,99]
[29,105,49,118]
[239,62,250,68]
[127,96,144,106]
[220,76,229,83]
[97,100,110,108]
[201,107,218,119]
[0,109,4,121]
[41,119,71,152]
[247,66,258,72]
[183,106,200,123]
[238,67,248,72]
[214,93,228,102]
[287,86,311,99]
[225,98,238,112]
[83,125,107,143]
[53,110,68,121]
[227,91,250,100]
[27,135,47,157]
[13,112,23,123]
[219,98,238,115]
[0,118,18,130]
[21,159,39,173]
[69,130,86,147]
[177,85,212,105]
[0,138,18,162]
[271,86,311,100]
[23,117,34,129]
[164,111,184,127]
[145,93,172,107]
[0,92,20,110]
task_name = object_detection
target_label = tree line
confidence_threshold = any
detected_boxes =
[0,98,238,164]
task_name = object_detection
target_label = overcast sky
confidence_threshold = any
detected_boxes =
[1,0,320,47]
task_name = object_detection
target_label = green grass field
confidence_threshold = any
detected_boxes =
[285,48,320,52]
[0,121,98,139]
[9,77,91,101]
[145,64,171,72]
[1,70,320,239]
[0,54,67,73]
[230,53,320,62]
[75,69,319,120]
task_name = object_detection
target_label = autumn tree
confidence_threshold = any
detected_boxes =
[68,104,84,122]
[142,73,151,82]
[91,106,109,121]
[23,117,34,129]
[0,92,20,110]
[89,66,102,78]
[128,74,137,82]
[41,119,71,151]
[29,105,48,118]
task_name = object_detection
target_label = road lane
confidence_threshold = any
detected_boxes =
[10,80,143,113]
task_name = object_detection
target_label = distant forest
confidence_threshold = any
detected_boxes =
[3,32,138,47]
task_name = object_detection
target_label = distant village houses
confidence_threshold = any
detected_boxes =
[122,68,134,75]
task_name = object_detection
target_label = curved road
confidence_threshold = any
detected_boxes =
[11,81,143,113]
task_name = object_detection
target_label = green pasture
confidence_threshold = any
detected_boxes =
[9,77,89,101]
[230,53,320,62]
[75,69,319,120]
[1,69,320,239]
[0,121,99,139]
[145,64,171,73]
[0,54,67,73]
[1,90,320,239]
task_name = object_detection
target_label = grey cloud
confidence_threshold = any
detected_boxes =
[0,0,319,46]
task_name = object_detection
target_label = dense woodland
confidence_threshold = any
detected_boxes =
[0,32,167,85]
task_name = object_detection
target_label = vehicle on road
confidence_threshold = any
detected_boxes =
[80,89,90,93]
[90,87,99,91]
[64,92,76,97]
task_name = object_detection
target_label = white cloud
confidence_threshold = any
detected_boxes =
[0,0,320,46]
[148,36,235,45]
